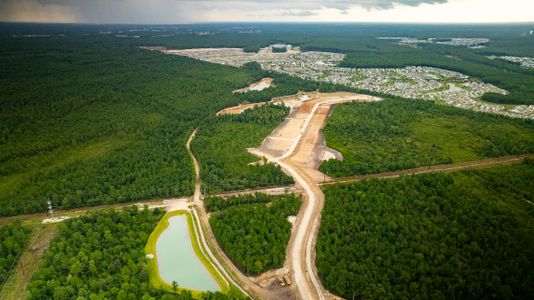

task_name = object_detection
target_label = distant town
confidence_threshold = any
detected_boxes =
[488,55,534,69]
[143,44,534,119]
[377,37,490,48]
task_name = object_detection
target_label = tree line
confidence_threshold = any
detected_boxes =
[209,194,300,275]
[0,220,32,286]
[319,98,534,177]
[28,206,242,300]
[317,161,534,299]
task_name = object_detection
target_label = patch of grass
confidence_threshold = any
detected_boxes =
[0,223,57,300]
[410,116,486,161]
[320,98,534,177]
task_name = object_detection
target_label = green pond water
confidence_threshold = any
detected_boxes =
[156,215,220,292]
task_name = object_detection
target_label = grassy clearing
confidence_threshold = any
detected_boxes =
[145,210,228,298]
[320,98,534,177]
[0,223,57,300]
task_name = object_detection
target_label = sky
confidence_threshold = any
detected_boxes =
[0,0,533,24]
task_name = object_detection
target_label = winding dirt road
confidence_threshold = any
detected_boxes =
[186,130,277,299]
[250,92,382,300]
[3,92,531,300]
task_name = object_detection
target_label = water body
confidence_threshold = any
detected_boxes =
[156,215,220,292]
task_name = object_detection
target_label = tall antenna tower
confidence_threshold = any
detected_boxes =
[47,198,54,218]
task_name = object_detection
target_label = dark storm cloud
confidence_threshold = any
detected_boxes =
[1,0,450,23]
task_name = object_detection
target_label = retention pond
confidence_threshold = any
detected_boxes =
[156,215,220,292]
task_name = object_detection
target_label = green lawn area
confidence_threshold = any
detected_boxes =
[319,98,534,177]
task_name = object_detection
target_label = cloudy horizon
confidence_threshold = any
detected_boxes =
[1,0,533,24]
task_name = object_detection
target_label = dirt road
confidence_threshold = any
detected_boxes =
[250,92,382,300]
[186,130,259,298]
[2,92,531,299]
[323,154,534,186]
[0,224,58,300]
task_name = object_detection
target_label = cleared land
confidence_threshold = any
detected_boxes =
[249,91,382,300]
[232,77,273,94]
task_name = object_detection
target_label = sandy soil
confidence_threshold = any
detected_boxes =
[233,78,274,94]
[249,91,382,300]
[216,91,308,116]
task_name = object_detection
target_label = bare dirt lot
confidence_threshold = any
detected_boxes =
[232,78,274,94]
[256,92,381,182]
[249,91,382,300]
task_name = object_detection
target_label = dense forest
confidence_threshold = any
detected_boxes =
[209,194,300,275]
[0,27,346,216]
[0,220,32,286]
[192,105,293,193]
[320,98,534,177]
[1,23,533,216]
[0,31,268,216]
[27,207,238,300]
[317,161,534,299]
